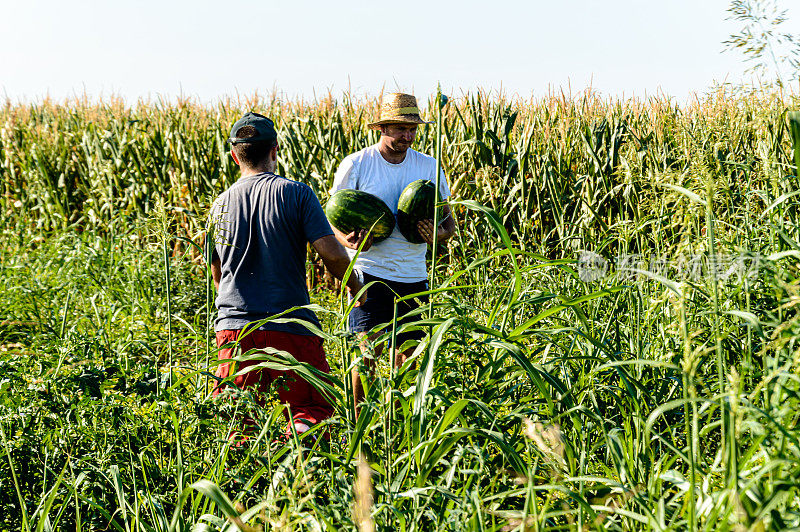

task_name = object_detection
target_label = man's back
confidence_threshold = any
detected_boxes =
[210,172,333,334]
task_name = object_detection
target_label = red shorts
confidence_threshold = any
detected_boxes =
[213,329,334,426]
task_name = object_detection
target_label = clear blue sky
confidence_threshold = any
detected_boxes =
[1,0,797,104]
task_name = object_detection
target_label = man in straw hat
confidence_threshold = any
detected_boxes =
[209,112,365,442]
[330,93,456,412]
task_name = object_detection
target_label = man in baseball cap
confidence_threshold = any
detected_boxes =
[209,111,364,441]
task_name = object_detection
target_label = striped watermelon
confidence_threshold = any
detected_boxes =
[396,179,442,244]
[325,189,395,242]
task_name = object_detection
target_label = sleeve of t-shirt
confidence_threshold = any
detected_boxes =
[300,184,335,243]
[426,158,451,200]
[330,156,357,194]
[436,168,451,200]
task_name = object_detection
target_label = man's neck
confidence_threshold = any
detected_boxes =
[378,142,408,164]
[239,163,272,178]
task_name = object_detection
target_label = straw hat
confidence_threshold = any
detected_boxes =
[368,93,433,130]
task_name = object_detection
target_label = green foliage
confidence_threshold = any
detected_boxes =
[1,90,800,530]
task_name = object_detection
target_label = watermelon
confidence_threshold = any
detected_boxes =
[325,189,395,242]
[396,179,442,244]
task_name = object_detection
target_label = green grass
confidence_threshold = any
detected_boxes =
[1,89,800,530]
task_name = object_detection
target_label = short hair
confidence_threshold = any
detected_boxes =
[231,125,277,168]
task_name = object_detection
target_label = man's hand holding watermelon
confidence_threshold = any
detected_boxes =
[340,227,373,252]
[416,218,449,247]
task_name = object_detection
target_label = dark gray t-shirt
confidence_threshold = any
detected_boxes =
[209,172,333,335]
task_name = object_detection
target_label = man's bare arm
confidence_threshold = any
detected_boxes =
[211,256,221,291]
[312,234,365,302]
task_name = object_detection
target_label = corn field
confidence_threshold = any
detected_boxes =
[1,89,800,530]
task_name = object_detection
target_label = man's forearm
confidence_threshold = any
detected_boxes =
[211,257,221,291]
[312,234,364,295]
[322,254,362,293]
[438,205,456,242]
[437,221,456,242]
[331,227,355,250]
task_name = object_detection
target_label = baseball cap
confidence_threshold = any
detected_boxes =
[228,112,277,144]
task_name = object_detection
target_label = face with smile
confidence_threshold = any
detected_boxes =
[379,123,418,156]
